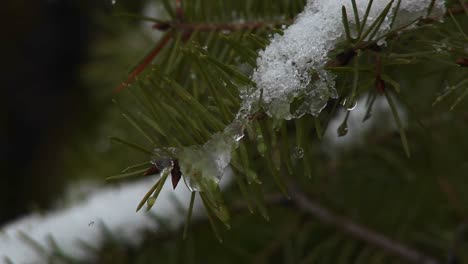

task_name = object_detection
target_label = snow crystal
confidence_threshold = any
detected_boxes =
[252,0,446,119]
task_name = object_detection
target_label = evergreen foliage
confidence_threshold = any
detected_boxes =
[24,0,468,263]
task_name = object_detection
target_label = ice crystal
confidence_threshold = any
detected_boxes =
[251,0,445,119]
[150,148,174,170]
[179,120,246,192]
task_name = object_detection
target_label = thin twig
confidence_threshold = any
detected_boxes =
[117,19,289,91]
[143,188,443,264]
[116,30,174,92]
[153,20,289,33]
[288,184,442,264]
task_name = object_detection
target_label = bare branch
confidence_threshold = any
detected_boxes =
[288,184,442,264]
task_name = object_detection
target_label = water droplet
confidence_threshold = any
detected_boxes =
[151,148,174,170]
[190,73,197,80]
[342,98,357,111]
[337,122,348,137]
[111,0,116,5]
[347,100,357,111]
[281,25,287,30]
[293,147,304,159]
[179,131,234,192]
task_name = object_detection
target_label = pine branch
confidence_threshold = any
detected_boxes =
[289,185,442,264]
[152,20,290,32]
[116,31,174,91]
[107,0,468,260]
[133,186,446,264]
[116,0,291,91]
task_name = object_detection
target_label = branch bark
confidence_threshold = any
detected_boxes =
[288,184,442,264]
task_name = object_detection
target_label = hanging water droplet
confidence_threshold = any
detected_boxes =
[337,122,348,137]
[346,100,357,111]
[341,98,357,111]
[151,148,174,170]
[179,131,234,192]
[190,73,197,80]
[281,25,287,30]
[183,170,203,192]
[292,147,304,159]
[111,0,116,5]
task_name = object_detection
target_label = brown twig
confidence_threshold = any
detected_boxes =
[175,0,183,19]
[143,188,443,263]
[450,2,468,15]
[116,18,288,91]
[116,31,174,92]
[288,184,442,264]
[152,20,286,33]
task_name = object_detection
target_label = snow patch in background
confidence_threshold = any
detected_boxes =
[0,176,206,264]
[141,1,167,41]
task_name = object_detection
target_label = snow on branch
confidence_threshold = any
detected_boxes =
[251,0,445,119]
[179,0,446,195]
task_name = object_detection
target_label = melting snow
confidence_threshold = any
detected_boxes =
[179,0,445,191]
[252,0,445,119]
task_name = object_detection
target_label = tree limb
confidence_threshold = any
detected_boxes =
[288,184,442,264]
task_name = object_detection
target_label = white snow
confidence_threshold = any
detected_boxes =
[141,1,167,41]
[0,176,210,263]
[251,0,445,119]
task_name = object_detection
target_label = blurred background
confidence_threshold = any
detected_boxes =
[1,0,153,225]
